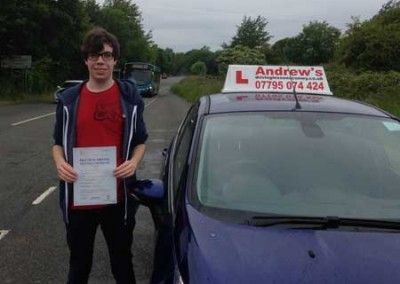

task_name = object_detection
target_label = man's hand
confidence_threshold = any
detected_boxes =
[52,145,77,183]
[56,159,78,183]
[114,159,137,178]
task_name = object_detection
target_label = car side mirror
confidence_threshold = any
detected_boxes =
[130,179,165,205]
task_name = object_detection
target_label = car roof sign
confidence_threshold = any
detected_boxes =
[222,65,332,96]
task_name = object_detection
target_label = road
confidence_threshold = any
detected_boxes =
[0,77,190,283]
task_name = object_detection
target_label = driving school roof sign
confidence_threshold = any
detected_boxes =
[222,65,332,95]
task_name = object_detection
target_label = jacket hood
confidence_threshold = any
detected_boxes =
[185,205,400,284]
[57,81,84,106]
[117,79,140,104]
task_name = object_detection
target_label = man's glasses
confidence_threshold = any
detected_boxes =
[87,51,114,61]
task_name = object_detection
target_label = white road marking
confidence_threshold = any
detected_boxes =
[11,96,156,127]
[32,186,57,205]
[0,230,10,241]
[145,98,158,108]
[11,112,55,126]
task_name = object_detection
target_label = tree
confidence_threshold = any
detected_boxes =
[379,0,400,20]
[190,61,207,76]
[0,0,90,92]
[217,45,266,74]
[97,0,152,64]
[168,46,218,75]
[83,0,101,24]
[46,0,90,79]
[276,21,340,65]
[270,38,296,64]
[170,52,186,75]
[230,16,272,49]
[0,0,157,96]
[183,46,218,75]
[336,0,400,71]
[154,47,174,74]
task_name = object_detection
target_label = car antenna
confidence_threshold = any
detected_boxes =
[292,83,301,110]
[287,65,301,110]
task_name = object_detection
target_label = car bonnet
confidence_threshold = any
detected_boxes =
[183,204,400,283]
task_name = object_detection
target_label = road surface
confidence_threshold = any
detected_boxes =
[0,76,189,283]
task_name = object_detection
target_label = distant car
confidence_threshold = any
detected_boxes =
[134,65,400,283]
[161,73,168,79]
[54,80,83,103]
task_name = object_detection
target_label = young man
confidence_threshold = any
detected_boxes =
[52,27,147,284]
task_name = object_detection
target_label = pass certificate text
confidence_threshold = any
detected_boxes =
[73,146,117,206]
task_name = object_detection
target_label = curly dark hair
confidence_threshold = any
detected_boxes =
[81,27,120,60]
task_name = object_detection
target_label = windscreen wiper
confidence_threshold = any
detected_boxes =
[247,215,400,230]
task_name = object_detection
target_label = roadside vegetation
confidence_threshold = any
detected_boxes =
[171,0,400,116]
[173,68,400,116]
[0,92,54,105]
[171,76,224,103]
[326,67,400,115]
[2,0,400,112]
[0,0,170,102]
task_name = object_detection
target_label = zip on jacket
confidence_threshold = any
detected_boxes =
[123,105,137,224]
[63,106,70,223]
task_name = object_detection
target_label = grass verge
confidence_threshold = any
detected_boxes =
[0,91,54,105]
[171,72,400,116]
[171,76,224,102]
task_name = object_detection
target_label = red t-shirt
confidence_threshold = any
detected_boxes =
[72,82,124,210]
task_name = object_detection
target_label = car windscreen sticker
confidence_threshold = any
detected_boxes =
[383,121,400,131]
[222,65,332,95]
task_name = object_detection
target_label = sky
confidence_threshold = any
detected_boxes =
[102,0,390,52]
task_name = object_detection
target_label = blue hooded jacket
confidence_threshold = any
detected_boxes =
[53,79,148,223]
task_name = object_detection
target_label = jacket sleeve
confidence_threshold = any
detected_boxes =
[53,102,64,146]
[133,97,148,147]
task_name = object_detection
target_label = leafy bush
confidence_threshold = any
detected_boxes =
[216,45,266,75]
[326,65,400,115]
[190,61,207,76]
[335,1,400,71]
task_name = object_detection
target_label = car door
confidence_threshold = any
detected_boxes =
[169,103,199,217]
[149,103,199,283]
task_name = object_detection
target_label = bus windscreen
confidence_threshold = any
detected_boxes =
[127,69,152,84]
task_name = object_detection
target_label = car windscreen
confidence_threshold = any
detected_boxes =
[127,69,152,84]
[193,112,400,221]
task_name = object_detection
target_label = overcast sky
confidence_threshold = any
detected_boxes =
[105,0,390,52]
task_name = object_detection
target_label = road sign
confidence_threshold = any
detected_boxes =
[1,55,32,69]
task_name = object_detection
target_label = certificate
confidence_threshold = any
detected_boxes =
[73,146,117,206]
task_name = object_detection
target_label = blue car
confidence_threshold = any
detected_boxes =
[134,66,400,283]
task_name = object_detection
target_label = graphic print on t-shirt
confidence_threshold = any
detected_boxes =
[94,101,121,122]
[92,100,123,135]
